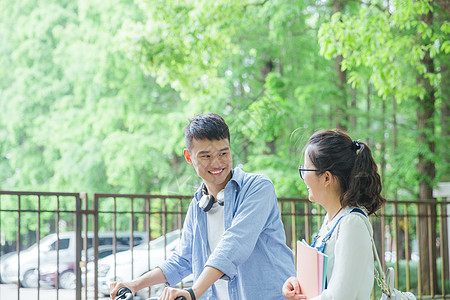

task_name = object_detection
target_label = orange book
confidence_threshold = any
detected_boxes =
[297,241,320,299]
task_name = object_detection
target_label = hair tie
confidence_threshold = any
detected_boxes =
[352,139,361,152]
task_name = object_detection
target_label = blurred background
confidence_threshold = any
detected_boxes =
[0,0,447,199]
[0,0,448,298]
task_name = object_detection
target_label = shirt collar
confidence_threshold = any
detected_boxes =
[228,167,244,190]
[325,206,368,230]
[194,167,241,201]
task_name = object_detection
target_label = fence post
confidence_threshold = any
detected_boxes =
[75,194,84,300]
[433,182,450,294]
[93,194,99,300]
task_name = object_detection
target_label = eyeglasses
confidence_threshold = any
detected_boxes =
[298,165,321,180]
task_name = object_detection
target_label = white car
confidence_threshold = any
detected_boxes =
[92,230,193,298]
[0,231,147,288]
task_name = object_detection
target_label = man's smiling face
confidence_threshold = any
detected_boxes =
[184,138,233,193]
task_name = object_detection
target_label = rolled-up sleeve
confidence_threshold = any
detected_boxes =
[205,178,276,280]
[158,201,195,286]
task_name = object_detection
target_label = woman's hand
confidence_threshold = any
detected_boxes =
[159,287,191,300]
[109,281,134,299]
[282,277,307,300]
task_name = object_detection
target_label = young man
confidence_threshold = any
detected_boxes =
[110,113,295,300]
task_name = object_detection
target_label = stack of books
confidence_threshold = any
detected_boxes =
[296,240,328,299]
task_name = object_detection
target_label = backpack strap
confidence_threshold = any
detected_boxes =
[310,208,369,290]
[311,208,367,253]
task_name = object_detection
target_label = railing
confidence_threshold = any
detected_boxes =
[279,198,450,299]
[0,191,449,299]
[92,193,192,299]
[0,191,83,300]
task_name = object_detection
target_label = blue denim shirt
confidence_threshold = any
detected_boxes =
[158,168,296,299]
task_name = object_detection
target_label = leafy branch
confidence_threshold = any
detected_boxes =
[243,0,270,10]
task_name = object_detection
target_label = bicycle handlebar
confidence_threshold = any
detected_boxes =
[114,287,133,300]
[115,286,187,300]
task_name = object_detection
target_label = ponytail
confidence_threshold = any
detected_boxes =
[341,142,386,215]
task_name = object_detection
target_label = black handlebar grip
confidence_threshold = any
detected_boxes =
[115,287,133,300]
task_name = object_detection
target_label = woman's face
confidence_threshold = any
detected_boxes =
[303,151,325,204]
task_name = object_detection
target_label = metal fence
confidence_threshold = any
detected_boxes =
[0,191,449,299]
[280,198,450,299]
[0,191,83,300]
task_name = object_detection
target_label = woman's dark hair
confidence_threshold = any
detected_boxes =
[185,113,230,150]
[305,130,386,215]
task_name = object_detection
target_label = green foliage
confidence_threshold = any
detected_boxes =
[0,0,448,239]
[318,0,449,196]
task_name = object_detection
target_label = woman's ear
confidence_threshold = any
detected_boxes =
[323,171,341,191]
[184,149,193,165]
[323,171,333,187]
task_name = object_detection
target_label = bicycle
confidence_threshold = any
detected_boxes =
[114,287,187,300]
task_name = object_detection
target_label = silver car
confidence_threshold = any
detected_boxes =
[91,230,193,298]
[0,231,147,288]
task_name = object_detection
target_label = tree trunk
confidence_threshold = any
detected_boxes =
[332,0,348,131]
[366,84,372,144]
[440,46,450,281]
[334,54,348,131]
[351,87,357,129]
[441,62,449,178]
[392,96,397,158]
[261,60,276,154]
[417,9,437,295]
[367,82,383,262]
[392,96,398,198]
[435,0,450,14]
[392,96,407,262]
[380,97,386,185]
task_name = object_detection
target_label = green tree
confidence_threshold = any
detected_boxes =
[319,0,449,294]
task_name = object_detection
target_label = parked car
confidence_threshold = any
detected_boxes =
[39,244,130,289]
[0,231,147,288]
[91,230,192,298]
[0,251,17,283]
[39,261,76,289]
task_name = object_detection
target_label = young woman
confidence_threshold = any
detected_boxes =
[283,130,386,300]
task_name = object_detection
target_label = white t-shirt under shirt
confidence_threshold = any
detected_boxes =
[310,206,374,300]
[207,202,230,300]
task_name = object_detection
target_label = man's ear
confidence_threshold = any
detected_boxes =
[184,149,193,165]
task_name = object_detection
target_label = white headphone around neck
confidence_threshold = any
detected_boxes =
[199,184,224,212]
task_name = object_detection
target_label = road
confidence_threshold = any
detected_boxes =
[0,284,110,300]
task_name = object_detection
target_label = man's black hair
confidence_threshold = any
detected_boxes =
[185,113,230,150]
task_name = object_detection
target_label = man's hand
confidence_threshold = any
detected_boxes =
[109,281,134,299]
[159,287,191,300]
[282,276,307,300]
[109,267,168,299]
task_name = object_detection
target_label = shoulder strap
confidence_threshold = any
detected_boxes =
[350,207,366,216]
[311,208,366,252]
[312,208,392,295]
[350,210,389,292]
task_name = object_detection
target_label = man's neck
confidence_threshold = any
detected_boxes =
[204,171,232,200]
